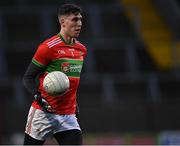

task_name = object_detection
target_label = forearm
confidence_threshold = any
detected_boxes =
[23,62,43,95]
[23,62,54,112]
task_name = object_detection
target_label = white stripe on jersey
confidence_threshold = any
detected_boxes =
[48,40,62,48]
[47,37,60,45]
[47,39,62,47]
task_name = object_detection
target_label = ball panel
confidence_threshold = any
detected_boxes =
[52,72,63,93]
[47,75,57,95]
[43,71,70,96]
[43,76,56,94]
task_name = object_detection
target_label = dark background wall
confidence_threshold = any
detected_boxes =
[0,0,180,144]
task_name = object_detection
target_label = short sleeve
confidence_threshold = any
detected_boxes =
[76,41,87,58]
[32,44,51,68]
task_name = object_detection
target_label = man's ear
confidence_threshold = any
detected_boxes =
[59,17,65,27]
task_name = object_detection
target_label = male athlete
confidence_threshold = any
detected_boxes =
[23,3,87,145]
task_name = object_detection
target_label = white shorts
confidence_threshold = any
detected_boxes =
[25,106,81,141]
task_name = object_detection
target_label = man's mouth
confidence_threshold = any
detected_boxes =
[75,29,81,32]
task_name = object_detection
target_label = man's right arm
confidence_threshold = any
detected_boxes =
[23,43,50,94]
[23,62,55,113]
[23,62,43,95]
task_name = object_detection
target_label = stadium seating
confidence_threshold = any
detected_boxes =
[1,0,180,143]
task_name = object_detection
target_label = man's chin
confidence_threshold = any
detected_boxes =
[72,34,80,38]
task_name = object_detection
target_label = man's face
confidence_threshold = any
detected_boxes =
[60,13,82,38]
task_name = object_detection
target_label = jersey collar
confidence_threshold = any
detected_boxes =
[58,33,75,45]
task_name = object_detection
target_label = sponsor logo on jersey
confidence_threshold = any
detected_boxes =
[61,62,70,73]
[61,62,82,73]
[69,64,82,73]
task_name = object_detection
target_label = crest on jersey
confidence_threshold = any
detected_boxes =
[61,62,70,73]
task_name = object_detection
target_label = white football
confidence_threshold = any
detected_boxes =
[43,71,70,96]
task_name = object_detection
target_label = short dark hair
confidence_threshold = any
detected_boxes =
[58,4,82,17]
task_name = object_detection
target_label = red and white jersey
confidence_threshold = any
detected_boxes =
[31,34,87,115]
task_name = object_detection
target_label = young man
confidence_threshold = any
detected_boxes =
[23,4,87,145]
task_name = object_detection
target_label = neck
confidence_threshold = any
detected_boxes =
[59,30,73,44]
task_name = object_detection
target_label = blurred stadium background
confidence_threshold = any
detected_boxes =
[1,0,180,144]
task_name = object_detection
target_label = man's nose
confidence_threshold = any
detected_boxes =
[77,21,82,27]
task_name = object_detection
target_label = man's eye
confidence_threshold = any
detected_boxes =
[73,18,79,21]
[72,18,82,21]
